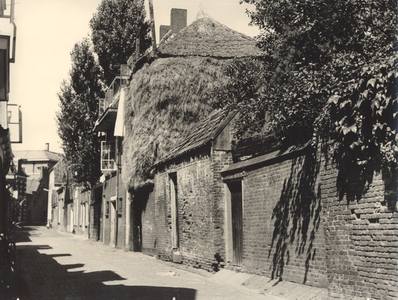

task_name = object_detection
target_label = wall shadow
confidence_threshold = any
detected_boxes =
[12,243,196,300]
[268,150,322,284]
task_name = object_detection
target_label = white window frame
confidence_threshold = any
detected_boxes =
[101,141,116,172]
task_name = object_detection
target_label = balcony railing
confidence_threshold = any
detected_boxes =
[98,65,130,117]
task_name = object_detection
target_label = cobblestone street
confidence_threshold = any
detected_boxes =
[12,226,282,300]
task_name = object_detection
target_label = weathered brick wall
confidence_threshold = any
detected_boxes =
[211,150,233,268]
[154,171,172,260]
[176,156,215,270]
[322,162,398,300]
[154,150,227,271]
[240,150,328,288]
[170,8,187,34]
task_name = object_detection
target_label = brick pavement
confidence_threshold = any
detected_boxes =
[11,226,284,300]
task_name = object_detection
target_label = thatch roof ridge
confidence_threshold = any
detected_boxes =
[158,16,264,58]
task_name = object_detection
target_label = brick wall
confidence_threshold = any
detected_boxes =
[154,172,172,260]
[159,25,171,41]
[322,161,398,300]
[170,8,187,34]
[211,150,233,268]
[233,150,328,288]
[154,149,228,271]
[176,156,215,270]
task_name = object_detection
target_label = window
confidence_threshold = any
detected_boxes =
[101,141,116,172]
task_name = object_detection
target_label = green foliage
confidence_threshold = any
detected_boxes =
[56,38,104,188]
[232,0,397,187]
[90,0,151,85]
[326,53,398,188]
[213,57,270,138]
[241,0,397,63]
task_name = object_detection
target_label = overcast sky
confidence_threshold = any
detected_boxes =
[7,0,260,154]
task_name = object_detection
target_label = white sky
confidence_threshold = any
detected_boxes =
[7,0,259,154]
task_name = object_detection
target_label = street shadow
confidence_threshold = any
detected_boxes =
[268,150,322,284]
[13,244,196,300]
[14,227,39,243]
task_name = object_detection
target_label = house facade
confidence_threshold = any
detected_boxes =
[149,110,235,269]
[13,145,61,225]
[0,0,19,237]
[94,75,128,248]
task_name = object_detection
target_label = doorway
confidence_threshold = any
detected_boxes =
[227,181,243,266]
[110,200,116,247]
[169,173,179,249]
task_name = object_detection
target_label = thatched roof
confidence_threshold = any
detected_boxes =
[122,56,231,190]
[157,16,263,58]
[122,16,264,192]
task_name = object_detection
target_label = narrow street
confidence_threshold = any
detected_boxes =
[12,226,281,300]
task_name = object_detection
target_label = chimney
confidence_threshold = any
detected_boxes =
[45,143,49,151]
[170,8,187,35]
[159,25,171,41]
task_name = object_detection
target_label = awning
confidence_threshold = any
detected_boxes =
[93,107,117,133]
[114,87,126,137]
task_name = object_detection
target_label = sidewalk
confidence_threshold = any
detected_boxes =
[12,226,284,300]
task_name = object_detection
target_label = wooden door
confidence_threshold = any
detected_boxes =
[230,182,243,266]
[170,173,179,249]
[110,201,116,246]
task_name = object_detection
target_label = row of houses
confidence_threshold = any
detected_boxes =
[0,0,23,244]
[46,8,397,300]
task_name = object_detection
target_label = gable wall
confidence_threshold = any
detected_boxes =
[154,148,230,271]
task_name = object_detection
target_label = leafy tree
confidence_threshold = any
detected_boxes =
[56,38,104,188]
[90,0,151,85]
[224,0,398,192]
[241,0,396,64]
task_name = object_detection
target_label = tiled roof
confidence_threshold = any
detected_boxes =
[13,150,62,162]
[157,109,236,165]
